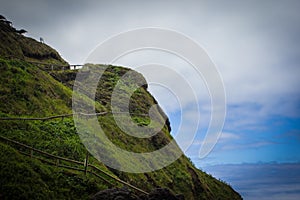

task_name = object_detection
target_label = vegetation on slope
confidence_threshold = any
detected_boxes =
[0,15,67,65]
[0,59,71,116]
[0,143,102,200]
[0,16,242,199]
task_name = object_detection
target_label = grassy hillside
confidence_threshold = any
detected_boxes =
[0,16,242,199]
[0,16,66,65]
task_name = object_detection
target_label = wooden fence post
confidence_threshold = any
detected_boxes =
[84,151,89,175]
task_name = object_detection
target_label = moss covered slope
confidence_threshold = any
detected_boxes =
[0,16,242,199]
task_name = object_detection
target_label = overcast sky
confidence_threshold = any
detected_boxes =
[1,1,300,198]
[2,0,299,162]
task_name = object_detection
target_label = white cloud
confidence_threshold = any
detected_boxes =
[221,141,275,151]
[220,132,240,140]
[191,131,240,146]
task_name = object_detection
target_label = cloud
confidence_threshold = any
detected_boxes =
[220,132,240,140]
[277,130,300,142]
[221,141,276,151]
[2,1,299,117]
[192,131,240,145]
[1,0,300,164]
[202,163,300,200]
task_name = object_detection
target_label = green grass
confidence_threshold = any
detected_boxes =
[49,63,242,199]
[0,143,105,200]
[0,58,71,116]
[0,20,242,199]
[0,58,242,199]
[0,20,67,65]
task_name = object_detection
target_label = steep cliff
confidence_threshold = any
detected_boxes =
[0,16,242,200]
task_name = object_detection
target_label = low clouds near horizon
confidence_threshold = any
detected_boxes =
[202,163,300,200]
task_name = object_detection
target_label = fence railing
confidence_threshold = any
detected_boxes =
[0,135,148,195]
[0,112,106,121]
[2,56,83,71]
[29,61,84,71]
[0,112,149,121]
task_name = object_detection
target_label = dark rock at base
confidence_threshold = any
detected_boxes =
[91,187,141,200]
[147,188,183,200]
[91,188,184,200]
[175,194,185,200]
